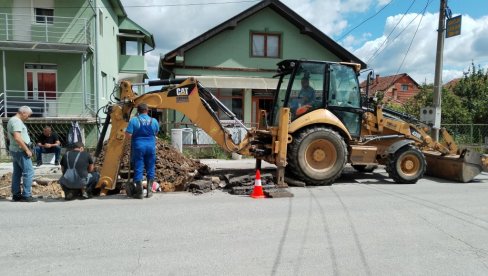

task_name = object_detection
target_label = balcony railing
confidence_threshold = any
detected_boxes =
[0,13,91,45]
[0,90,95,118]
[119,55,146,73]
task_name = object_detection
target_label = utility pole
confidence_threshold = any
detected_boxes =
[432,0,447,141]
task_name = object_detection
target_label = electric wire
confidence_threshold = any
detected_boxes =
[366,0,417,64]
[385,0,434,91]
[368,0,430,64]
[338,0,395,41]
[1,0,259,9]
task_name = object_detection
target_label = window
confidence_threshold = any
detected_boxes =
[217,88,244,120]
[101,72,107,99]
[401,84,409,91]
[251,33,281,58]
[35,8,54,24]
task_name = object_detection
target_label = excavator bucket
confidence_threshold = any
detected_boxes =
[423,149,484,183]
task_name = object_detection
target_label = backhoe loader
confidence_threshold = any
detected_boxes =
[95,59,486,193]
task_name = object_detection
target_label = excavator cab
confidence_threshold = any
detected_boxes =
[271,60,362,137]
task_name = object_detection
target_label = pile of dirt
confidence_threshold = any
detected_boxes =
[95,139,209,191]
[0,172,64,199]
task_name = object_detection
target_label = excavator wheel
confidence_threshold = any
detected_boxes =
[386,145,426,184]
[288,127,347,186]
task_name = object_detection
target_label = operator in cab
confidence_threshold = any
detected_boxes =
[295,74,316,117]
[125,103,159,199]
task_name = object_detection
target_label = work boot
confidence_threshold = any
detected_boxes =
[134,181,143,199]
[146,179,154,198]
[125,182,135,197]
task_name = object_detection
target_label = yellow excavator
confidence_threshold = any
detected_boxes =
[95,59,487,193]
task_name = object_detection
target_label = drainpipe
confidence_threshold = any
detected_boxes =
[88,0,99,113]
[2,50,7,118]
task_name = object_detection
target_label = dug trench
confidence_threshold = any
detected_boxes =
[0,139,289,200]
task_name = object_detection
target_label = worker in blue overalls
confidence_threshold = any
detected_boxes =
[125,103,159,199]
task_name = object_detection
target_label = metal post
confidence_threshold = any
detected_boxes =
[84,18,87,44]
[45,19,49,42]
[43,93,47,117]
[5,14,9,40]
[2,50,7,118]
[432,0,447,141]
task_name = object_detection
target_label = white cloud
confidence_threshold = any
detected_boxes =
[122,0,366,78]
[120,0,488,84]
[376,0,392,7]
[352,13,488,83]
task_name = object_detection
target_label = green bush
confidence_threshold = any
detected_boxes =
[183,145,231,159]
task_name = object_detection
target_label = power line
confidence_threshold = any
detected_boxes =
[387,0,433,90]
[338,0,395,41]
[123,0,259,8]
[0,0,260,9]
[368,0,431,64]
[366,0,417,64]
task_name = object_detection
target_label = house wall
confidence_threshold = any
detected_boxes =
[95,0,120,107]
[167,7,345,132]
[0,1,13,13]
[385,75,420,103]
[1,51,92,115]
[175,8,341,77]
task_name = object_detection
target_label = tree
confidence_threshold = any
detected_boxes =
[453,63,488,124]
[402,84,470,124]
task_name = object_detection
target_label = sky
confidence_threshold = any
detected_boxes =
[120,0,488,84]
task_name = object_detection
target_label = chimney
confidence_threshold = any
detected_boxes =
[375,74,380,84]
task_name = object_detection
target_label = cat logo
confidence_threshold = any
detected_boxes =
[176,87,189,96]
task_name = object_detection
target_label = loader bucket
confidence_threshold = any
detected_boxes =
[423,149,483,183]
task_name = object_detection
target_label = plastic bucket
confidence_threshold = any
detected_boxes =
[171,129,183,152]
[182,128,193,145]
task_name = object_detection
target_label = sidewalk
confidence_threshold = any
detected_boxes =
[0,159,276,179]
[0,162,62,178]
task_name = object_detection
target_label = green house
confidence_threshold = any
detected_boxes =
[158,0,365,134]
[0,0,154,155]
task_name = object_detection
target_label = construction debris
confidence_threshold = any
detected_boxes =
[0,138,295,198]
[95,139,210,191]
[0,172,64,199]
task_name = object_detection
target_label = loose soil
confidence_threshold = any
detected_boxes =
[95,139,209,192]
[0,172,64,199]
[0,139,209,199]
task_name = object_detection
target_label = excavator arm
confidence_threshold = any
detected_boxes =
[95,78,255,192]
[363,104,484,182]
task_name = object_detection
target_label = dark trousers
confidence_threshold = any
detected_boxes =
[35,145,61,163]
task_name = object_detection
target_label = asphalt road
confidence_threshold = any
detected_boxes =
[1,164,488,275]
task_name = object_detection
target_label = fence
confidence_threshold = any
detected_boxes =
[0,13,91,45]
[172,123,488,152]
[1,120,98,159]
[442,124,488,152]
[0,90,95,118]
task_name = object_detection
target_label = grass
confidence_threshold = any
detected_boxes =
[183,145,231,159]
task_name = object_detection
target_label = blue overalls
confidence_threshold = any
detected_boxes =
[130,115,157,182]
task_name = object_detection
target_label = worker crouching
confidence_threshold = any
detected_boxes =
[125,103,160,199]
[59,142,99,200]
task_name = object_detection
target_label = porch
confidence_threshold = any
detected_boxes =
[0,13,91,48]
[0,89,96,118]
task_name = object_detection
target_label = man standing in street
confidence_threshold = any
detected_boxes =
[125,103,159,199]
[35,126,61,166]
[7,106,37,202]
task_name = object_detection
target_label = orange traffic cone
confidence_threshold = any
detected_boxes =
[251,169,265,199]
